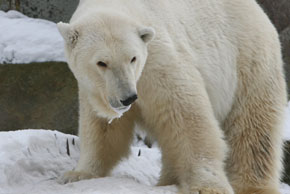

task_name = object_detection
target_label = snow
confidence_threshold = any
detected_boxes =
[0,130,176,194]
[0,102,289,194]
[283,102,290,140]
[282,184,290,194]
[0,10,65,64]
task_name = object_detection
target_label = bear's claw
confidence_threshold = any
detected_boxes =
[179,187,233,194]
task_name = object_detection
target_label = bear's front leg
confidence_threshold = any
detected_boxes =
[142,77,234,194]
[59,91,136,184]
[157,102,233,193]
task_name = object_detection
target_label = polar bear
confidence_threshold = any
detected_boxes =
[57,0,287,193]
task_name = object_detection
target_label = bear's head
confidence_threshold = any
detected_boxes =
[57,12,155,120]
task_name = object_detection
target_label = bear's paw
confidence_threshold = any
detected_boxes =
[58,171,97,184]
[179,187,234,194]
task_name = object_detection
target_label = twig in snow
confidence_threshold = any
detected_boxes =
[66,139,70,156]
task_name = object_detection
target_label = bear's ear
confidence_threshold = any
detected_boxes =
[57,22,79,46]
[138,27,155,43]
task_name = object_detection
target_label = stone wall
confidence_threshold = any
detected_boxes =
[0,62,78,134]
[0,0,78,22]
[257,0,290,33]
[257,0,290,94]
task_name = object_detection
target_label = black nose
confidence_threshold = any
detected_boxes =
[120,94,138,106]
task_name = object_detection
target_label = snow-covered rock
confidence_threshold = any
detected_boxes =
[0,10,65,64]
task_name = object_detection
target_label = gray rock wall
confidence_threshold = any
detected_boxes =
[0,62,78,134]
[283,141,290,185]
[0,0,78,22]
[257,0,290,93]
[257,0,290,33]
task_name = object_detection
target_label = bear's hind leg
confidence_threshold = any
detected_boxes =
[223,73,287,193]
[238,187,280,194]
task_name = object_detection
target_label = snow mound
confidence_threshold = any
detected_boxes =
[0,10,65,64]
[0,130,176,194]
[0,130,289,194]
[283,102,290,141]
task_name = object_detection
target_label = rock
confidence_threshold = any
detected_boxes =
[280,27,290,91]
[257,0,290,33]
[283,141,290,185]
[257,0,290,94]
[0,0,78,23]
[257,0,290,184]
[0,62,78,134]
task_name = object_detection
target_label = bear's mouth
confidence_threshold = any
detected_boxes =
[113,105,131,114]
[116,106,129,110]
[108,105,132,124]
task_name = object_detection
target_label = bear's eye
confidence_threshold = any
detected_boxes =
[97,61,107,68]
[131,57,136,63]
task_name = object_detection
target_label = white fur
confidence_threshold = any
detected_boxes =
[57,0,287,193]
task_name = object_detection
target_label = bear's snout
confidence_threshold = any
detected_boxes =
[120,94,138,106]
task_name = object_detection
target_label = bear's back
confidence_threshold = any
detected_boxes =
[70,0,281,122]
